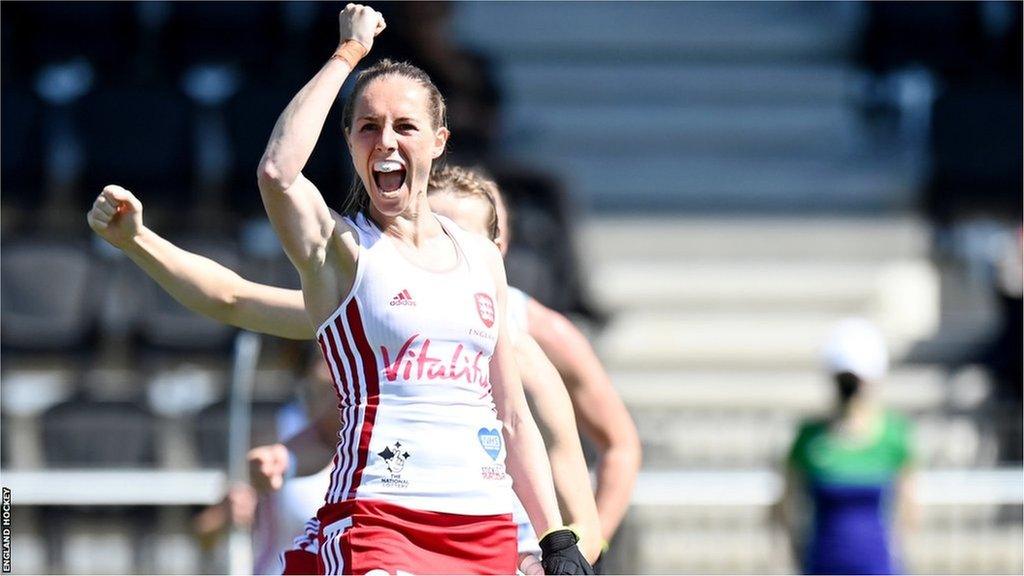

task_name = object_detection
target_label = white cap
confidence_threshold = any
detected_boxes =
[822,317,889,381]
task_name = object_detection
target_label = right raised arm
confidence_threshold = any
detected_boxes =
[88,185,313,340]
[256,4,384,273]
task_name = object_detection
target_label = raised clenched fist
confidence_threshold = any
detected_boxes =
[87,185,144,249]
[339,4,386,52]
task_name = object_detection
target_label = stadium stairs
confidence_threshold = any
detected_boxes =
[454,2,1021,574]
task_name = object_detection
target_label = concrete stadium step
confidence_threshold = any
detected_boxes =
[613,469,1023,573]
[500,62,858,106]
[903,528,1023,575]
[586,259,938,315]
[612,367,961,413]
[504,102,863,157]
[578,216,931,262]
[633,410,987,469]
[523,154,918,212]
[615,521,1023,575]
[454,2,856,60]
[625,525,778,574]
[596,311,934,370]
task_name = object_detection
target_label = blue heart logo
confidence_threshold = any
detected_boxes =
[477,428,502,460]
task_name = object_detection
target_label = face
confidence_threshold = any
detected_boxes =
[428,192,494,242]
[347,76,448,217]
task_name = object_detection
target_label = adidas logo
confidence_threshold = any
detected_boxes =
[389,289,416,307]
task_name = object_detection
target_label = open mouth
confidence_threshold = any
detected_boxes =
[372,160,407,194]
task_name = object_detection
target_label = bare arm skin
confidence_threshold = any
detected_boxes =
[256,5,383,325]
[773,465,806,570]
[482,241,564,538]
[247,409,338,491]
[514,331,603,562]
[526,299,642,543]
[895,467,919,538]
[87,186,312,340]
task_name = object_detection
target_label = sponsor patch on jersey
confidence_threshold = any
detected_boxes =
[377,440,411,488]
[480,463,507,481]
[478,427,502,460]
[475,293,495,328]
[469,327,496,341]
[390,289,416,307]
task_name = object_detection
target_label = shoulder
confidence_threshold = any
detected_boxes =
[508,285,531,304]
[793,418,827,446]
[446,217,505,278]
[882,410,913,444]
[788,418,826,466]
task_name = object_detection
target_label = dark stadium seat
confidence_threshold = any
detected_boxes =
[926,85,1023,222]
[225,80,352,216]
[77,83,194,213]
[159,2,283,76]
[3,2,137,81]
[489,164,592,316]
[1,241,98,352]
[194,399,285,467]
[41,396,156,467]
[0,82,44,210]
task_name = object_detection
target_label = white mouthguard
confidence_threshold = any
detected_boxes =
[374,161,404,173]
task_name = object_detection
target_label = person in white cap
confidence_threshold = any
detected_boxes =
[776,318,918,575]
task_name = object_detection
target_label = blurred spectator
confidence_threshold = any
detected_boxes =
[776,319,917,575]
[983,228,1023,464]
[193,345,335,575]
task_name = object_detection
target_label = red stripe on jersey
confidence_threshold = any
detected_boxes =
[332,316,363,502]
[346,299,380,498]
[318,329,349,503]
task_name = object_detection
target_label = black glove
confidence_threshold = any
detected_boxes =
[539,528,595,575]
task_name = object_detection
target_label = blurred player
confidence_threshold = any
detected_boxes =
[776,318,918,575]
[480,171,642,564]
[192,348,336,575]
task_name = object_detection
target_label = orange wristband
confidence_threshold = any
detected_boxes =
[331,40,368,69]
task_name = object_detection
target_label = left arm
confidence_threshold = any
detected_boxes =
[527,299,641,543]
[487,259,561,536]
[894,468,918,535]
[514,332,602,562]
[484,243,591,574]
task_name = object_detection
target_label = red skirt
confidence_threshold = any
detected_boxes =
[299,499,516,575]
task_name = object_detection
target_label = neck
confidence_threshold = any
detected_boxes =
[369,192,442,248]
[837,394,877,426]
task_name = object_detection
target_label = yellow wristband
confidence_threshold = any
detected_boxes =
[601,539,610,553]
[539,525,581,542]
[331,40,368,70]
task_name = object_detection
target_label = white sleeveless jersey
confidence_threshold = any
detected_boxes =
[314,212,512,516]
[504,286,541,553]
[506,286,531,335]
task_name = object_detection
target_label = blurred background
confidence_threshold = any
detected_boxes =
[0,1,1021,574]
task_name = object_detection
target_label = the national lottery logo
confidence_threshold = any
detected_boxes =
[378,438,409,479]
[475,293,495,328]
